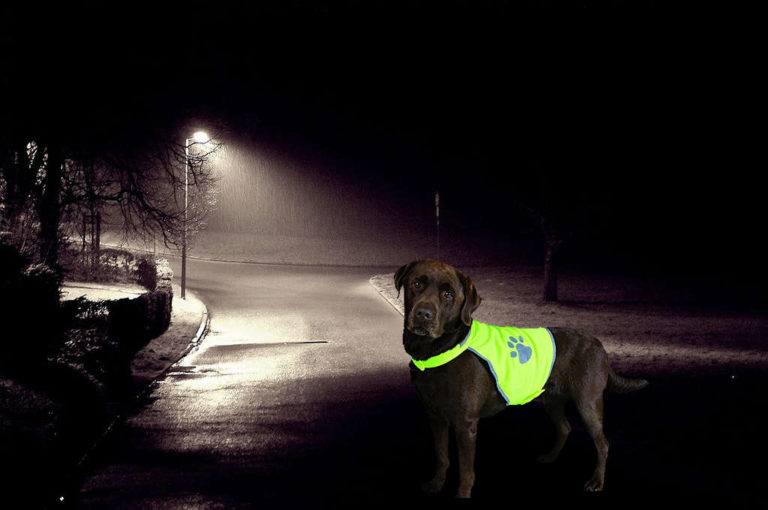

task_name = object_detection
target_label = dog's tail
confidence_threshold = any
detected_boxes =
[607,367,649,394]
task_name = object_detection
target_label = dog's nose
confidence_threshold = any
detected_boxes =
[415,307,434,321]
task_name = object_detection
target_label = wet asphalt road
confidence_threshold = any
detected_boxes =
[76,259,425,507]
[73,260,765,508]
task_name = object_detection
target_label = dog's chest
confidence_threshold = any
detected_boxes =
[409,353,506,418]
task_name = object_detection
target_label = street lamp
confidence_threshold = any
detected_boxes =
[181,130,209,299]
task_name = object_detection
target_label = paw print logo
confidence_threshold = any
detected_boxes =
[508,336,533,364]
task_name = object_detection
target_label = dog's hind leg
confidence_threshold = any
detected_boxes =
[537,394,571,464]
[576,394,608,492]
[422,416,450,494]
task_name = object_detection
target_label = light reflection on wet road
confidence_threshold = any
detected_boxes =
[77,260,424,508]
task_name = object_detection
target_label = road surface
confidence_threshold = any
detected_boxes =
[76,260,430,507]
[73,259,765,508]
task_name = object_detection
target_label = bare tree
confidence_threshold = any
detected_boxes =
[65,136,221,253]
[515,158,609,303]
[0,139,47,259]
[38,142,64,266]
[1,134,221,270]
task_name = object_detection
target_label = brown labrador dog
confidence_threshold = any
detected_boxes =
[395,259,648,498]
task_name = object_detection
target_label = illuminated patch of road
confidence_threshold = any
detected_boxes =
[201,312,312,345]
[165,341,330,378]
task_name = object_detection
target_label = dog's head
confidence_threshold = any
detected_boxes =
[394,259,481,340]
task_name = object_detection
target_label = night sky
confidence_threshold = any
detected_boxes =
[3,2,762,289]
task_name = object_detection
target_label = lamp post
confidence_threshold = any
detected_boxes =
[435,191,440,260]
[181,130,209,299]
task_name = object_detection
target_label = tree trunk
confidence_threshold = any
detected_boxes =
[539,214,563,303]
[95,211,101,252]
[38,143,63,267]
[543,244,558,302]
[2,139,44,243]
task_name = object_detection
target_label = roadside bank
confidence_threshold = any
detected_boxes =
[0,282,208,507]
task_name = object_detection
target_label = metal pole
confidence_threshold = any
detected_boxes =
[181,138,189,299]
[435,191,440,260]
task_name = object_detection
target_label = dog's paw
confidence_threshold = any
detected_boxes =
[507,336,533,364]
[583,476,604,492]
[421,477,446,494]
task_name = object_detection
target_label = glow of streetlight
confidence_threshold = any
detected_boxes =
[193,131,210,143]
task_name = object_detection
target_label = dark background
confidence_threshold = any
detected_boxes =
[2,5,765,507]
[3,1,762,292]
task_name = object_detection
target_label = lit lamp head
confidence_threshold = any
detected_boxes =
[193,131,210,143]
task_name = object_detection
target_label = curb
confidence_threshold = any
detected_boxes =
[133,287,210,396]
[156,292,210,378]
[369,274,404,317]
[63,290,210,505]
[174,297,210,363]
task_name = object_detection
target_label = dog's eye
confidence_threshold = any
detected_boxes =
[442,289,454,300]
[412,281,422,289]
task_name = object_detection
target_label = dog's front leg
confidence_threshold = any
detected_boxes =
[422,416,450,494]
[454,419,479,498]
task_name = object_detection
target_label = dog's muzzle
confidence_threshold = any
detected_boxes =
[407,303,439,338]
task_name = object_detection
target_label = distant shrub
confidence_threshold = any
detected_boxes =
[155,259,173,293]
[22,263,62,309]
[136,256,157,291]
[60,245,158,287]
[81,247,137,283]
[98,248,136,275]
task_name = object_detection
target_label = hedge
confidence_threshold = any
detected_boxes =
[106,289,172,354]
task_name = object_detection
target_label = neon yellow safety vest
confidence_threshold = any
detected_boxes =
[412,321,556,405]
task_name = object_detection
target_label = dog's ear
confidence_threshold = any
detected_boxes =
[394,260,420,298]
[458,270,481,326]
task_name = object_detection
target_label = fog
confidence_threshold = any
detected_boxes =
[206,136,435,240]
